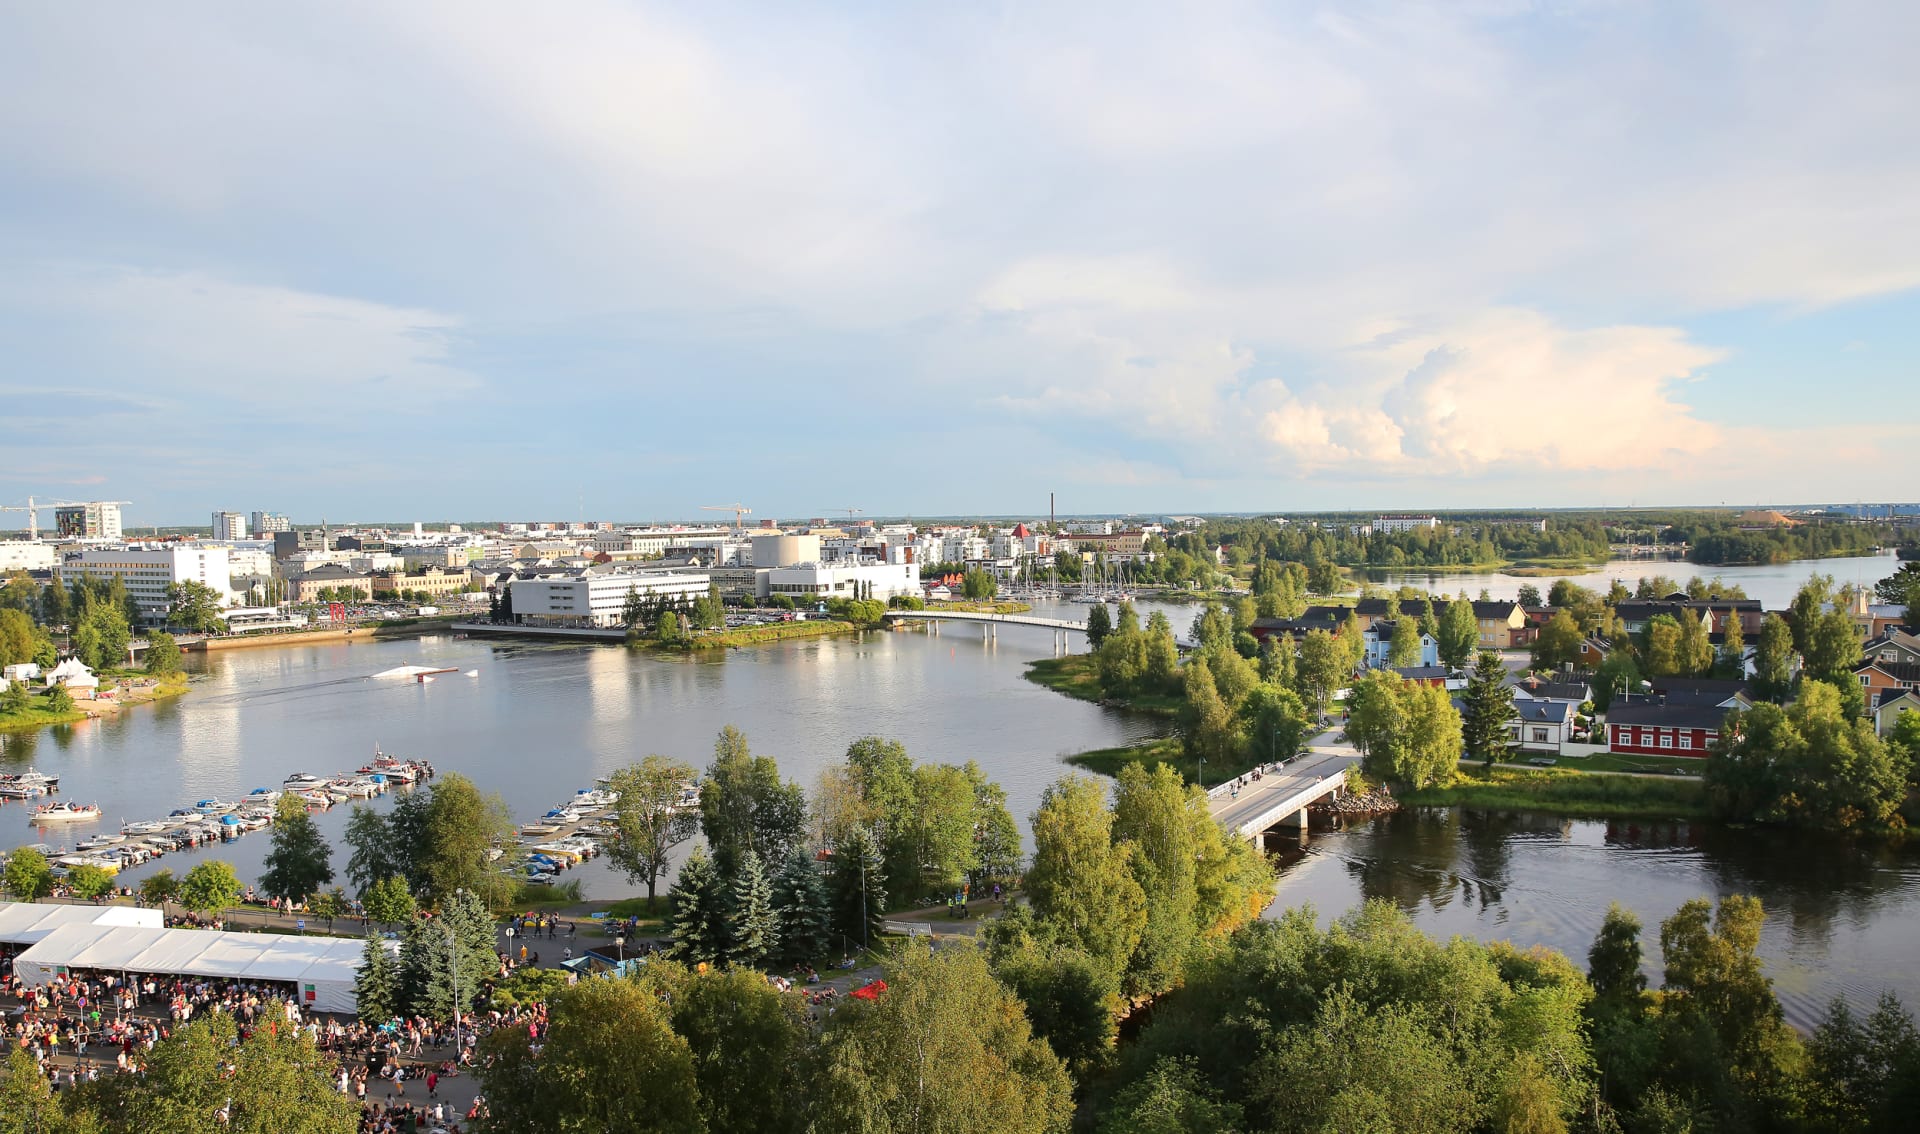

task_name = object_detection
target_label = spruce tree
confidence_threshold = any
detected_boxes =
[1461,650,1516,766]
[260,794,334,907]
[726,850,780,967]
[667,848,730,965]
[770,853,831,966]
[827,828,886,955]
[355,936,399,1022]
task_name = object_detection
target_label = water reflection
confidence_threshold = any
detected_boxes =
[1271,807,1920,1028]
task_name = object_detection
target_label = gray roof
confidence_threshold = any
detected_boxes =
[1514,701,1571,724]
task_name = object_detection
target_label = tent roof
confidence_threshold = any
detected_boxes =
[0,901,162,946]
[15,924,365,987]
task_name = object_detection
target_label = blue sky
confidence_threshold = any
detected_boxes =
[2,1,1916,527]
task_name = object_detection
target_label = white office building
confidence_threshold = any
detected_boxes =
[1374,514,1440,534]
[0,542,58,572]
[509,571,711,627]
[250,511,291,536]
[211,511,247,541]
[54,503,123,541]
[63,546,235,618]
[766,561,920,602]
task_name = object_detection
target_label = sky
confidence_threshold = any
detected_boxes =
[2,1,1917,528]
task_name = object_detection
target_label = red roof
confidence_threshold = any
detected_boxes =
[1013,523,1030,538]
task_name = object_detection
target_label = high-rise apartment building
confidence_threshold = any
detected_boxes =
[54,502,123,541]
[250,511,291,536]
[211,511,248,541]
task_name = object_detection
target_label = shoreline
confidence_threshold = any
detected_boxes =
[0,675,191,734]
[188,618,457,652]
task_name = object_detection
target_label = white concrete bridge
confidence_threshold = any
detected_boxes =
[1207,736,1361,842]
[880,608,1197,649]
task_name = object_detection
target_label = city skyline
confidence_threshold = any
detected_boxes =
[3,3,1917,522]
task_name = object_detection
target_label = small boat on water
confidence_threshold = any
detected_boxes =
[0,769,59,799]
[246,787,283,804]
[32,801,102,823]
[357,750,420,783]
[518,822,561,836]
[283,772,329,791]
[329,777,381,799]
[297,789,334,808]
[194,798,236,815]
[56,854,119,873]
[75,832,126,852]
[121,819,171,835]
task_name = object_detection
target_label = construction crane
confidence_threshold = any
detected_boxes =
[0,497,130,541]
[820,507,864,526]
[701,503,753,532]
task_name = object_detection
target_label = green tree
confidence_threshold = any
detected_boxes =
[259,793,333,906]
[1437,598,1480,668]
[1803,604,1863,685]
[4,847,55,899]
[1461,649,1516,765]
[1516,583,1544,609]
[1387,614,1423,668]
[1532,609,1583,671]
[1678,608,1716,677]
[1643,614,1687,677]
[341,802,403,897]
[142,629,183,676]
[1715,608,1747,680]
[815,942,1074,1134]
[727,849,780,967]
[67,863,116,900]
[667,847,732,965]
[1100,1055,1245,1134]
[1025,775,1147,976]
[1657,894,1801,1113]
[361,873,416,927]
[642,962,817,1134]
[699,726,808,879]
[0,1046,70,1134]
[655,609,683,643]
[397,888,495,1022]
[416,771,514,905]
[475,975,704,1134]
[988,925,1121,1079]
[309,887,350,929]
[163,580,228,634]
[827,827,886,953]
[1180,657,1238,772]
[769,853,832,966]
[1295,628,1345,720]
[75,1012,357,1134]
[177,860,242,917]
[1349,671,1460,788]
[966,760,1023,885]
[961,568,999,600]
[621,586,649,631]
[1706,679,1909,829]
[606,755,700,904]
[1237,682,1309,769]
[0,608,38,668]
[1587,902,1647,1002]
[354,936,399,1022]
[1142,611,1180,692]
[138,869,180,909]
[1113,763,1201,998]
[0,679,28,715]
[1805,993,1920,1133]
[1085,602,1112,648]
[46,683,75,714]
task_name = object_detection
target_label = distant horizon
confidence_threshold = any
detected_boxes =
[5,501,1918,536]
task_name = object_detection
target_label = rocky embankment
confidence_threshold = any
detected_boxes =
[1315,784,1400,816]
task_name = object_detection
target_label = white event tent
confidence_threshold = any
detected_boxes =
[12,923,367,1014]
[0,901,162,947]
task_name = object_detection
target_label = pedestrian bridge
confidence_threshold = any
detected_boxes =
[1207,746,1361,842]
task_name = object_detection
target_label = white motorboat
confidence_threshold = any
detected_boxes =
[121,819,171,835]
[330,777,381,798]
[194,798,236,816]
[283,772,329,791]
[75,832,126,852]
[31,801,102,823]
[56,854,119,873]
[245,788,283,804]
[297,790,334,808]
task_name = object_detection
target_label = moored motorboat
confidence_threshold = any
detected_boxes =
[31,801,102,823]
[194,798,236,815]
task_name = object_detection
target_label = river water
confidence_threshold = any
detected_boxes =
[1368,551,1899,606]
[2,588,1914,1025]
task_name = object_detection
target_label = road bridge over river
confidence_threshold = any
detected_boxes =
[1207,730,1361,843]
[879,608,1196,649]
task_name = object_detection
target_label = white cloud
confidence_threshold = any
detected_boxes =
[0,264,478,410]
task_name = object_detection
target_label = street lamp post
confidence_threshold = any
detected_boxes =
[615,934,625,964]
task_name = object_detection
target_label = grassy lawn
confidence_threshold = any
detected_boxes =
[1023,655,1185,717]
[660,619,860,650]
[1545,752,1705,776]
[1065,735,1264,790]
[0,694,88,731]
[1403,766,1709,821]
[933,600,1033,614]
